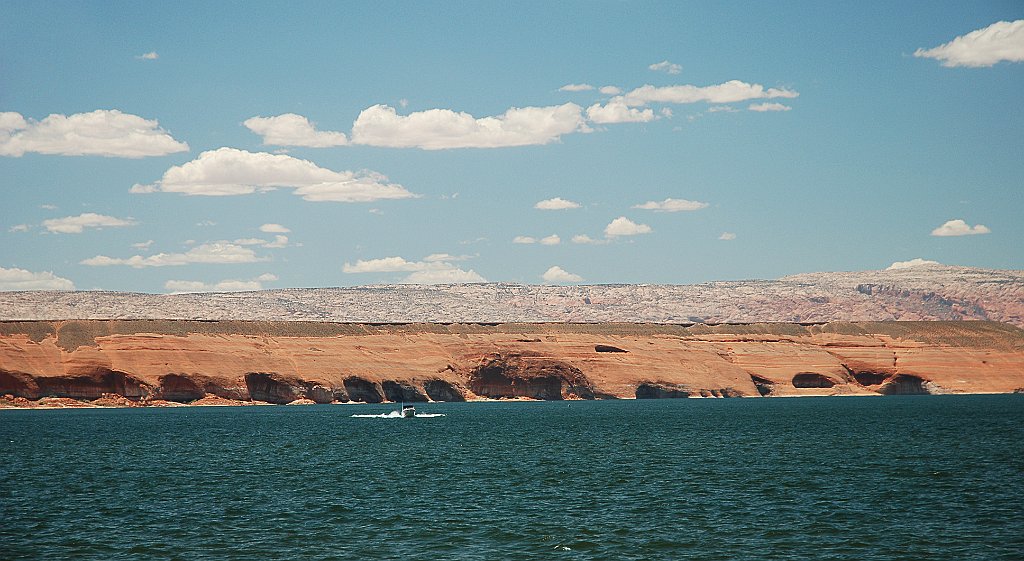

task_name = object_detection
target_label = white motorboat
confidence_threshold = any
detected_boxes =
[401,405,416,418]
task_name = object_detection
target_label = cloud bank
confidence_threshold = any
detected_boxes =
[81,243,265,268]
[0,266,74,291]
[42,213,136,234]
[350,103,587,149]
[931,219,991,237]
[132,147,416,202]
[244,113,348,147]
[915,20,1024,67]
[343,255,486,284]
[0,110,188,158]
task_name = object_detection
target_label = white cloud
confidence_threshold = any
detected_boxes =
[887,258,941,270]
[232,238,266,246]
[132,240,154,250]
[259,223,290,233]
[559,83,594,92]
[931,219,991,237]
[424,253,472,262]
[513,236,537,244]
[571,234,607,245]
[0,266,74,290]
[535,197,581,210]
[136,51,159,60]
[719,232,736,241]
[404,268,486,284]
[749,102,791,112]
[243,113,348,147]
[42,213,137,234]
[599,85,622,95]
[350,103,587,149]
[586,100,656,124]
[540,235,561,245]
[604,216,652,237]
[0,110,188,158]
[620,81,798,107]
[707,105,739,113]
[9,224,30,233]
[632,198,708,212]
[542,266,583,283]
[914,20,1024,67]
[40,204,57,210]
[342,255,485,284]
[660,108,674,118]
[165,273,280,293]
[649,60,682,74]
[134,147,417,202]
[263,235,289,248]
[81,243,265,268]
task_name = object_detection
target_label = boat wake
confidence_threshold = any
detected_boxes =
[351,411,446,419]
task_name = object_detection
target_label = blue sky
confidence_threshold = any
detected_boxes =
[1,1,1022,292]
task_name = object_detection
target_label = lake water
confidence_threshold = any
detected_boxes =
[2,396,1022,560]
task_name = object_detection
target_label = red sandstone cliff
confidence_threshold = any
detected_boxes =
[2,320,1022,407]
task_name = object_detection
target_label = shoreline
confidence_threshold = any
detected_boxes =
[3,391,1019,411]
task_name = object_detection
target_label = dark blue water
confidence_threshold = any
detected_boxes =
[2,396,1022,560]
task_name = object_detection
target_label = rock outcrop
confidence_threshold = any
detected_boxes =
[0,320,1022,407]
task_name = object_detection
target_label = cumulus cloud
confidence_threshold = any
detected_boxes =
[42,212,136,234]
[132,147,417,202]
[342,255,485,284]
[632,198,708,212]
[243,113,348,147]
[0,110,188,158]
[620,81,798,107]
[586,100,656,124]
[599,85,622,95]
[165,273,278,293]
[649,60,682,74]
[914,20,1024,67]
[165,278,265,293]
[513,235,560,245]
[559,83,594,92]
[887,258,941,270]
[259,223,290,233]
[81,243,265,268]
[136,51,159,60]
[749,102,791,112]
[542,266,583,283]
[571,234,607,245]
[349,103,587,149]
[535,197,581,210]
[719,232,736,241]
[0,266,74,291]
[262,235,289,248]
[604,216,652,237]
[931,219,991,237]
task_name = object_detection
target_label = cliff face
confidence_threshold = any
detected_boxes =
[1,321,1022,406]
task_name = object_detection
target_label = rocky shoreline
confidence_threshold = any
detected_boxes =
[2,320,1023,407]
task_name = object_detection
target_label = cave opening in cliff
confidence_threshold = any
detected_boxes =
[423,379,466,402]
[35,370,148,400]
[343,377,384,403]
[635,383,691,399]
[852,371,888,386]
[157,374,205,402]
[594,345,628,353]
[0,371,36,399]
[878,374,929,395]
[381,381,429,402]
[749,374,774,396]
[791,372,837,388]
